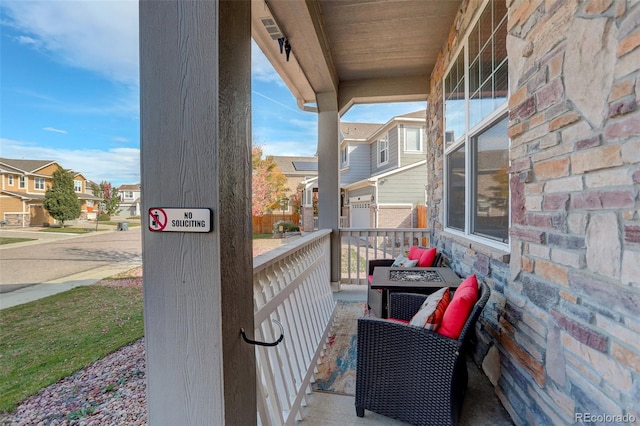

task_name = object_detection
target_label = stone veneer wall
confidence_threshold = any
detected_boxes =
[426,0,640,424]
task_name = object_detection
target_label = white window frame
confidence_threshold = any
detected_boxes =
[378,137,389,166]
[34,177,45,190]
[74,180,82,192]
[340,145,349,168]
[8,175,14,186]
[442,0,510,250]
[19,176,26,189]
[404,126,424,153]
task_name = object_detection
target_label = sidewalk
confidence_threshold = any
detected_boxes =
[0,261,142,310]
[0,221,142,310]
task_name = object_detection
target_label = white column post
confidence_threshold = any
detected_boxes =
[316,92,341,286]
[139,1,255,424]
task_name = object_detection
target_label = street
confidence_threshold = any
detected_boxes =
[0,227,142,293]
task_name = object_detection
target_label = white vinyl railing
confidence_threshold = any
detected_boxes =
[339,228,432,284]
[253,229,336,425]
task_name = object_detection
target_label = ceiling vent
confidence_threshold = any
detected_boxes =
[260,17,283,40]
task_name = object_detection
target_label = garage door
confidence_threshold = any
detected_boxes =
[350,200,371,228]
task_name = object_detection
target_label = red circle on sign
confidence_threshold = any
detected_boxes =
[149,208,167,231]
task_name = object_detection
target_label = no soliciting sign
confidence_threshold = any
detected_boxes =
[148,208,212,233]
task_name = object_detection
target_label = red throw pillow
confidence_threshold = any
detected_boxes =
[409,287,451,330]
[438,275,479,339]
[418,248,437,267]
[407,245,425,261]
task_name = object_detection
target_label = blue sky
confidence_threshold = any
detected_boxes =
[1,1,425,187]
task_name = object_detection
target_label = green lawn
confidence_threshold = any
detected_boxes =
[98,221,141,227]
[0,285,144,413]
[39,227,97,234]
[253,233,273,240]
[341,247,367,274]
[0,237,36,245]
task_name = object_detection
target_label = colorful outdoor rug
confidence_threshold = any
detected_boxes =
[311,301,365,396]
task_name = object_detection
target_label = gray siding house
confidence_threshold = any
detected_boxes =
[340,110,427,228]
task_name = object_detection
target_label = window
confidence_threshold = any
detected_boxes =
[404,127,423,152]
[473,118,509,241]
[74,180,82,192]
[443,0,509,245]
[8,175,14,186]
[35,177,45,190]
[125,191,134,199]
[340,145,349,168]
[378,137,389,165]
[19,176,26,189]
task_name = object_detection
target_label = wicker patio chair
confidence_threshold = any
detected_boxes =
[355,281,490,426]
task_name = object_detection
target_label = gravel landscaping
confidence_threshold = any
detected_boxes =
[2,339,147,426]
[1,275,147,426]
[2,241,282,425]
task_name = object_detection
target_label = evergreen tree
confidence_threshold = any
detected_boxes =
[43,168,81,226]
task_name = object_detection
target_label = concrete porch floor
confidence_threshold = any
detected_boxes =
[299,285,514,425]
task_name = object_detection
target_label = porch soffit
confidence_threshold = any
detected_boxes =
[252,0,462,115]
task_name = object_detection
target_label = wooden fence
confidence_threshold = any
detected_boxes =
[253,214,300,234]
[417,205,428,228]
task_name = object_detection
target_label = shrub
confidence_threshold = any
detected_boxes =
[97,213,111,221]
[273,220,299,233]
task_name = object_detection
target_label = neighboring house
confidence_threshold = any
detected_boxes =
[0,157,100,227]
[117,183,141,217]
[269,156,317,229]
[340,110,427,228]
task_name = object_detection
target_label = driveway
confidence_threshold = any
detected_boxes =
[0,228,142,293]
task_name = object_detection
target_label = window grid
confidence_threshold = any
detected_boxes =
[341,146,349,168]
[19,176,26,189]
[378,137,389,165]
[35,177,45,190]
[443,0,509,247]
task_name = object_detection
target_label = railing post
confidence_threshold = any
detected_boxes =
[253,230,335,425]
[338,228,432,284]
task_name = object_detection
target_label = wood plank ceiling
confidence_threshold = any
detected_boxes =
[252,0,463,114]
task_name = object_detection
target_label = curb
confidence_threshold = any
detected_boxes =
[0,262,142,310]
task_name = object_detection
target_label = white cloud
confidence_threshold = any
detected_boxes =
[15,35,41,48]
[43,127,67,134]
[252,40,285,86]
[1,138,140,186]
[113,137,130,143]
[2,0,139,87]
[261,139,317,157]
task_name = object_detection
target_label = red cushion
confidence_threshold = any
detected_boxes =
[438,275,479,339]
[457,273,478,292]
[418,248,437,267]
[407,246,425,261]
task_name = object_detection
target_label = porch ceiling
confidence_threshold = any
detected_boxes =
[251,0,462,115]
